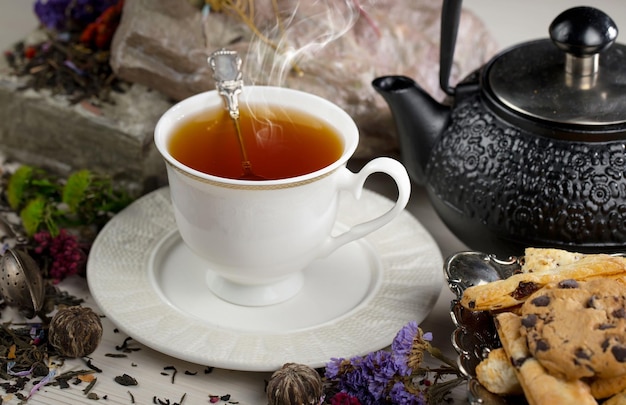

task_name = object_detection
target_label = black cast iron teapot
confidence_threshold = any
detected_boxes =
[373,1,626,256]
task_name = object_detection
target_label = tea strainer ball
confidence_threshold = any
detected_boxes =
[0,248,46,318]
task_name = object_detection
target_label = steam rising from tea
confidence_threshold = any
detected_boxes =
[196,1,365,179]
[245,1,364,85]
[201,1,370,85]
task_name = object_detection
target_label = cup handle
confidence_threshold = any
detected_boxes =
[318,157,411,257]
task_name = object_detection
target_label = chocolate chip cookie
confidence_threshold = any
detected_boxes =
[520,277,626,380]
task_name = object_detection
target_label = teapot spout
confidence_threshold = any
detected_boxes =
[373,75,451,185]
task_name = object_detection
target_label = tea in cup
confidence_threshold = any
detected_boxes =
[154,86,411,306]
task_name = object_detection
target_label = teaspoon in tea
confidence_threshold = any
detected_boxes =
[208,49,265,181]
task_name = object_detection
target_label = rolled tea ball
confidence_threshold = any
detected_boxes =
[49,306,103,358]
[267,363,323,405]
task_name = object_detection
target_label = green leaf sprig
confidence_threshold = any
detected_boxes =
[5,165,133,237]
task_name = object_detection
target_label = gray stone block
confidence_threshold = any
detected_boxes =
[0,59,173,195]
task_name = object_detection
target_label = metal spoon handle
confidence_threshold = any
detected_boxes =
[208,48,244,119]
[208,49,262,179]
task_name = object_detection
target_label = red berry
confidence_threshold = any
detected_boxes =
[24,46,36,59]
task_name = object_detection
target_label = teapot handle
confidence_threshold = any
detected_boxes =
[440,0,463,96]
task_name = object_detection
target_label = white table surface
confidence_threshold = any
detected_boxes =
[0,1,625,404]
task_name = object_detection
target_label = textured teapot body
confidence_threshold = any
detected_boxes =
[374,4,626,255]
[425,75,626,255]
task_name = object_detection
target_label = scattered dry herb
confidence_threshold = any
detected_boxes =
[152,393,188,405]
[11,40,125,103]
[115,336,141,353]
[114,373,138,386]
[0,323,51,383]
[128,390,135,403]
[82,377,97,395]
[83,357,103,373]
[154,396,175,405]
[105,353,127,358]
[52,288,85,307]
[164,365,177,384]
[56,370,97,380]
[115,336,132,350]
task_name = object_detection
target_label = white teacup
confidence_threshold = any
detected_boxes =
[154,86,410,306]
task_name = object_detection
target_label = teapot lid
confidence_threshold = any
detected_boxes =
[486,6,626,126]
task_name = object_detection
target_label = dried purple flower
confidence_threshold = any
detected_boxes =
[34,0,71,31]
[361,351,398,401]
[34,0,119,32]
[388,381,426,405]
[324,351,401,404]
[391,321,433,372]
[324,322,460,404]
[325,357,345,380]
[63,60,85,75]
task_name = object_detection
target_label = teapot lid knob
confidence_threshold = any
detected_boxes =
[486,6,626,128]
[549,7,618,76]
[550,7,617,57]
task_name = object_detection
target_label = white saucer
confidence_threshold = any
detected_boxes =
[87,187,443,371]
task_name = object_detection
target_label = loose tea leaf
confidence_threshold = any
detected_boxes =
[114,373,138,386]
[83,358,103,373]
[6,17,127,104]
[163,366,177,384]
[115,336,140,352]
[104,353,127,358]
[82,377,97,395]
